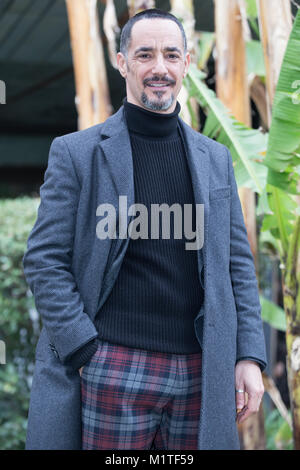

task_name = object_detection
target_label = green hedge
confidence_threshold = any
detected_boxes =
[0,197,40,450]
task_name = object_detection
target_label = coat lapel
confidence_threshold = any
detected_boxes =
[98,106,135,211]
[96,107,135,310]
[178,117,210,283]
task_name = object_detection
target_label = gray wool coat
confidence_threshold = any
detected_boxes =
[23,104,267,450]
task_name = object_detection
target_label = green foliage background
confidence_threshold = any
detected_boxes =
[0,197,40,450]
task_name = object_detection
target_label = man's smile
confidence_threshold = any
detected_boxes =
[147,84,170,91]
[148,83,169,86]
[144,79,174,92]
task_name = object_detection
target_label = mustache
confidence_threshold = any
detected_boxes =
[144,76,176,86]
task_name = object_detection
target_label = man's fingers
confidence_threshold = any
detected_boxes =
[237,400,257,424]
[237,406,251,424]
[235,361,265,424]
[236,391,263,424]
[235,388,246,412]
[246,388,264,413]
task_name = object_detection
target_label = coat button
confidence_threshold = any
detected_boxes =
[49,343,59,359]
[53,349,59,359]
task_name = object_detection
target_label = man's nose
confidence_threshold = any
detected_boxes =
[151,55,168,75]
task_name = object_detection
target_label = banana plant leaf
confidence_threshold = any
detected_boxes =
[195,31,215,71]
[259,10,300,254]
[246,40,265,78]
[262,183,298,231]
[258,225,281,257]
[184,64,268,195]
[260,295,287,331]
[263,9,300,186]
[245,0,260,38]
[245,0,257,19]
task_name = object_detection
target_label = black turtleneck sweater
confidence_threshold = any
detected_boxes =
[68,98,204,370]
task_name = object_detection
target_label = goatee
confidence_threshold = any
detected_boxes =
[141,92,175,111]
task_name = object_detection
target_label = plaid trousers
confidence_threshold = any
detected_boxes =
[81,338,202,450]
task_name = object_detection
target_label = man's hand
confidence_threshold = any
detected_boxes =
[235,360,264,424]
[79,366,83,377]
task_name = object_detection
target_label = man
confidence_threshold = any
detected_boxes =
[23,9,267,450]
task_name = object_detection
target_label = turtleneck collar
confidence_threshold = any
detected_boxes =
[123,97,181,138]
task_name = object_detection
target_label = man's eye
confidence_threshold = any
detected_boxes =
[139,54,151,58]
[168,54,179,59]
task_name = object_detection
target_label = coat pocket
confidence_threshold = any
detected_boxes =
[209,185,231,201]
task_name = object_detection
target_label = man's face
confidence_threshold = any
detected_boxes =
[117,18,191,113]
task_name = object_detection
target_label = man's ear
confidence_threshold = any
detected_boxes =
[183,52,191,78]
[117,52,127,79]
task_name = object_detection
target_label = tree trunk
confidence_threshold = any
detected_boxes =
[249,76,268,130]
[65,0,111,130]
[103,0,120,69]
[170,0,196,59]
[214,0,265,449]
[256,0,292,126]
[170,0,199,130]
[127,0,155,18]
[283,216,300,448]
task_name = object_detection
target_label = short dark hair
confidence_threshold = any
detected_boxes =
[120,8,187,58]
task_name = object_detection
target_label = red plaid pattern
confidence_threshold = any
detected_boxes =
[81,339,202,450]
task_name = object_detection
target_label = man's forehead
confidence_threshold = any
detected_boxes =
[130,18,184,49]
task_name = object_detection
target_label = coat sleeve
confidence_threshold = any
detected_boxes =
[226,148,267,371]
[22,136,99,364]
[236,356,266,372]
